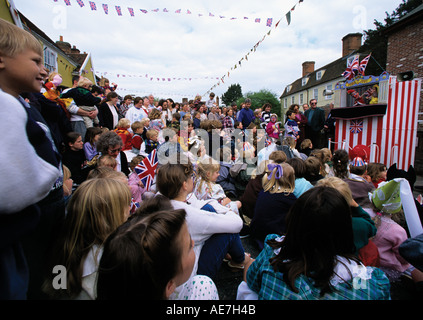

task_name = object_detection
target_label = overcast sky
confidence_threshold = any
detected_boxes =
[13,0,401,102]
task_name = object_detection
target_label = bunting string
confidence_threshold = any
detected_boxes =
[94,71,221,82]
[57,0,280,28]
[204,0,304,96]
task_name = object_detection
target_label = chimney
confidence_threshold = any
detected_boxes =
[71,45,80,54]
[59,35,63,42]
[342,33,362,57]
[302,61,315,77]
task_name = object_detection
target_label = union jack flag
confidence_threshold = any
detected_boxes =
[266,18,273,27]
[140,9,148,13]
[358,53,371,75]
[76,0,84,7]
[64,0,71,6]
[102,4,108,14]
[350,55,360,73]
[134,149,158,191]
[128,7,134,16]
[89,1,96,10]
[115,6,122,16]
[342,55,359,80]
[255,18,261,23]
[350,120,363,134]
[175,9,181,13]
[187,9,192,14]
[130,198,140,215]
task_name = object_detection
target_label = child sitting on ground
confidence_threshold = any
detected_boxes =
[97,154,117,171]
[193,158,241,214]
[156,156,251,280]
[250,162,297,249]
[299,138,313,157]
[140,129,160,156]
[83,126,102,161]
[113,118,133,151]
[344,157,375,209]
[128,155,146,203]
[130,121,144,155]
[367,162,387,188]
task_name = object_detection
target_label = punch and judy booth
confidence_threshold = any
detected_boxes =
[331,70,421,171]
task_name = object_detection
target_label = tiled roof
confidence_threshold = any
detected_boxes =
[280,52,371,99]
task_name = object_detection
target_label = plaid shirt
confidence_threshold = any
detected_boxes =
[222,116,234,129]
[246,234,391,300]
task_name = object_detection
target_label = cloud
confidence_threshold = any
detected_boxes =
[13,0,401,101]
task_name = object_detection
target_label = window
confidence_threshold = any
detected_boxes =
[43,46,57,73]
[325,84,333,100]
[291,96,295,104]
[286,85,292,93]
[300,93,304,105]
[313,88,318,100]
[302,77,308,86]
[316,70,323,81]
[284,98,288,108]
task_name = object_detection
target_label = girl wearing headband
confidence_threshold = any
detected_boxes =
[249,163,297,249]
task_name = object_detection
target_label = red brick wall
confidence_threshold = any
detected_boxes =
[386,19,423,173]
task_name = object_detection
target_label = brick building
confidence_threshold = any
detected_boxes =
[384,3,423,173]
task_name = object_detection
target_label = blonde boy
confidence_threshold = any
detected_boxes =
[0,18,61,299]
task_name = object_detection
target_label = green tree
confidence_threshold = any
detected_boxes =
[358,0,421,75]
[221,84,242,106]
[238,89,281,118]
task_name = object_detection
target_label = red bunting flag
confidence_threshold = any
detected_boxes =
[89,1,96,10]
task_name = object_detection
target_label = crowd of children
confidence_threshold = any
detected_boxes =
[2,18,423,301]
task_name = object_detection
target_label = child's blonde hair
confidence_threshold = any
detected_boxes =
[196,157,220,192]
[262,162,295,194]
[98,154,117,170]
[42,178,131,298]
[146,129,158,139]
[117,118,131,129]
[131,121,144,133]
[284,136,297,149]
[0,18,43,57]
[77,76,93,88]
[300,139,312,150]
[316,177,353,205]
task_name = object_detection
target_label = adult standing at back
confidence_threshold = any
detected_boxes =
[237,98,254,129]
[304,99,325,149]
[125,96,149,128]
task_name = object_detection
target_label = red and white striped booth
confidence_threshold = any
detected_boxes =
[332,73,421,170]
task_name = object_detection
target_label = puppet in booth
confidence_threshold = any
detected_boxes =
[347,84,379,107]
[347,89,366,106]
[364,84,379,105]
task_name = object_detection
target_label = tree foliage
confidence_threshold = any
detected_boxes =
[221,84,242,106]
[238,89,281,118]
[358,0,421,75]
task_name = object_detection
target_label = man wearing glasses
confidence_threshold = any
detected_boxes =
[304,99,326,149]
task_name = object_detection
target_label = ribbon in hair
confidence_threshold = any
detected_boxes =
[267,163,283,180]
